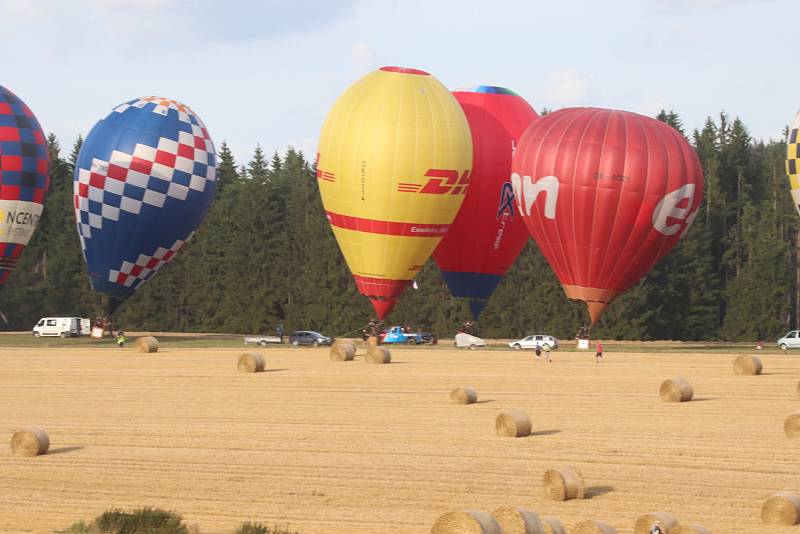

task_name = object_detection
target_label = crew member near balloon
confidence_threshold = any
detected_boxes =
[511,108,704,324]
[595,341,603,363]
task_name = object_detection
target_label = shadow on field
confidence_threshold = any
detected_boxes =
[530,429,561,436]
[47,446,84,455]
[265,368,289,373]
[474,399,495,404]
[690,397,716,402]
[585,485,614,498]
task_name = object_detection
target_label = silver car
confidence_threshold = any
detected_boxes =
[508,335,559,350]
[777,330,800,349]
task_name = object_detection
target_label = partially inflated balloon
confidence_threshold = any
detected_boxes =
[0,85,49,287]
[511,107,703,323]
[317,67,472,319]
[74,97,217,298]
[433,86,538,318]
[787,111,800,216]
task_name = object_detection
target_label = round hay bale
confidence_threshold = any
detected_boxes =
[365,346,391,364]
[659,378,693,402]
[491,505,545,534]
[761,491,800,525]
[367,336,379,347]
[542,466,585,501]
[450,387,478,405]
[330,341,355,361]
[495,409,531,437]
[237,352,265,373]
[10,426,49,456]
[634,512,679,534]
[540,517,566,534]
[571,520,617,534]
[672,525,712,534]
[796,379,800,399]
[784,413,800,437]
[733,355,762,375]
[135,336,159,353]
[430,510,503,534]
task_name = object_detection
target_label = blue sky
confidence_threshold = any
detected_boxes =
[0,0,793,164]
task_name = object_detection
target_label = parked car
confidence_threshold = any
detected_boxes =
[289,331,332,346]
[777,330,800,349]
[508,334,559,350]
[244,335,282,346]
[32,317,89,338]
[379,326,437,345]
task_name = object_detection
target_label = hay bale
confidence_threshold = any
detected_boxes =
[761,491,800,525]
[430,510,503,534]
[10,426,49,456]
[733,355,762,375]
[634,512,679,534]
[495,409,531,437]
[659,378,693,402]
[796,379,800,399]
[135,336,159,353]
[784,413,800,437]
[571,520,617,534]
[543,466,585,501]
[491,506,545,534]
[450,387,478,405]
[365,346,391,364]
[367,336,379,347]
[672,525,712,534]
[330,341,355,361]
[237,352,265,373]
[540,517,566,534]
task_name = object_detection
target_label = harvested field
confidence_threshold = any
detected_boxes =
[1,346,800,533]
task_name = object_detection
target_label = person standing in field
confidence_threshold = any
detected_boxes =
[543,342,552,363]
[534,345,542,362]
[649,520,664,534]
[116,331,125,350]
[595,341,603,363]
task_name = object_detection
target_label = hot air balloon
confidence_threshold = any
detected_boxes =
[787,110,800,216]
[511,107,703,324]
[74,96,217,301]
[317,66,472,319]
[433,85,539,319]
[0,85,49,287]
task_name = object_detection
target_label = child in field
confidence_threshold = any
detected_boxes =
[534,345,542,361]
[116,331,125,350]
[596,341,603,363]
[542,343,552,363]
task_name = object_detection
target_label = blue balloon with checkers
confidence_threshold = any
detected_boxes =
[74,97,217,299]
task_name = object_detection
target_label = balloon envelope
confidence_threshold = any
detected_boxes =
[317,67,472,319]
[74,97,217,298]
[787,110,800,216]
[0,85,49,287]
[511,107,704,323]
[433,85,538,318]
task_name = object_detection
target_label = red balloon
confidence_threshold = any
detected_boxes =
[433,86,539,318]
[511,107,704,323]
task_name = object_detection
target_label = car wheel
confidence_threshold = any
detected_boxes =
[513,344,521,350]
[780,343,788,350]
[258,340,267,347]
[469,344,477,350]
[406,339,416,345]
[292,340,299,346]
[313,340,320,347]
[60,332,67,338]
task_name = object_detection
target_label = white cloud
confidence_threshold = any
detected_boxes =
[545,68,589,107]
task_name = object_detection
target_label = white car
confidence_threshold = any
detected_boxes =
[508,335,559,350]
[777,331,800,349]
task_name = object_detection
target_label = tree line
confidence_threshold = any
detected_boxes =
[2,110,796,341]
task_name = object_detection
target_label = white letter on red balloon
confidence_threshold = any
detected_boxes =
[511,173,559,220]
[652,184,696,236]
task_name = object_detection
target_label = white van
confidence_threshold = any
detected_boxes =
[777,330,800,349]
[32,317,86,338]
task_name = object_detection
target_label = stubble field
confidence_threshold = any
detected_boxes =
[1,343,799,533]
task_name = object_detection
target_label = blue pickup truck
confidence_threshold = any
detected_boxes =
[379,326,436,345]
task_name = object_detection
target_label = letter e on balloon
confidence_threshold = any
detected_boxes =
[652,184,697,236]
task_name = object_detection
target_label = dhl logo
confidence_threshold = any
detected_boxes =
[398,169,471,195]
[314,153,336,183]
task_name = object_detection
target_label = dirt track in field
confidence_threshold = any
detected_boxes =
[1,345,799,533]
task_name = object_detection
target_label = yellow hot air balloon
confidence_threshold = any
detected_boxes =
[788,110,800,216]
[317,66,472,319]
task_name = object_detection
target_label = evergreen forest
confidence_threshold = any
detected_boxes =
[3,110,797,342]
